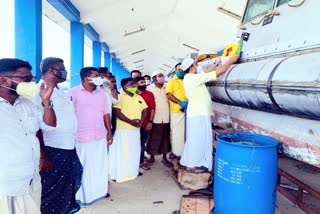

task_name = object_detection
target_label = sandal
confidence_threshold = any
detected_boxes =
[186,166,208,173]
[140,162,151,170]
[162,160,174,168]
[147,158,155,166]
[169,153,176,160]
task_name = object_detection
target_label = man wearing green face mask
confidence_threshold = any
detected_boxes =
[0,58,56,214]
[166,63,188,160]
[110,78,148,183]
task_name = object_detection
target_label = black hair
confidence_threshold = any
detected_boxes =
[143,75,151,80]
[0,58,32,74]
[98,67,109,74]
[40,57,64,74]
[130,70,141,77]
[133,76,144,84]
[120,77,133,88]
[175,63,181,69]
[80,67,98,81]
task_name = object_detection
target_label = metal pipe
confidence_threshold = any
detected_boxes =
[208,52,320,121]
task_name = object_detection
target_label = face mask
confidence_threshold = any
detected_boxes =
[127,87,137,94]
[102,78,110,87]
[176,70,185,79]
[88,77,103,86]
[137,85,147,91]
[196,65,203,74]
[156,76,165,84]
[145,80,151,85]
[53,69,68,81]
[16,82,38,98]
[1,78,38,98]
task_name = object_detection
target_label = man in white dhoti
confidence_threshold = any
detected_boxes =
[0,58,56,214]
[180,55,239,171]
[109,77,148,183]
[98,67,119,113]
[166,63,188,160]
[68,67,112,206]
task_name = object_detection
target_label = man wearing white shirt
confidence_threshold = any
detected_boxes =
[179,55,239,172]
[98,67,119,113]
[33,57,83,214]
[0,58,56,214]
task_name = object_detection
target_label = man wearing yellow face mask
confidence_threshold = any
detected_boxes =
[0,58,56,214]
[110,78,148,183]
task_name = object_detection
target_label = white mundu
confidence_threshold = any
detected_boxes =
[109,129,141,183]
[180,72,217,171]
[0,97,54,214]
[76,138,109,205]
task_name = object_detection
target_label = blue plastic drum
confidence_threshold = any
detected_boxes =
[214,132,279,214]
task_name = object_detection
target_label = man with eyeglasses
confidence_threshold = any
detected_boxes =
[32,57,83,214]
[0,58,56,214]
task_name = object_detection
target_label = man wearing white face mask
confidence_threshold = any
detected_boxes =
[0,58,56,214]
[32,57,83,214]
[67,67,112,206]
[179,55,239,172]
[98,67,119,114]
[143,74,151,85]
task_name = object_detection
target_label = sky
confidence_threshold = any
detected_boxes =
[0,0,102,82]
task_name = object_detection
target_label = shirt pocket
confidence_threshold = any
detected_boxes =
[21,114,40,135]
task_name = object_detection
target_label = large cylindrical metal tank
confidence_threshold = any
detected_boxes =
[208,52,320,120]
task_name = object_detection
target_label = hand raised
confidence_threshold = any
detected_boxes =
[40,81,54,102]
[229,55,240,63]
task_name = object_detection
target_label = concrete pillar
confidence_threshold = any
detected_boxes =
[112,58,121,88]
[92,41,101,67]
[104,52,111,69]
[70,22,84,87]
[15,0,42,81]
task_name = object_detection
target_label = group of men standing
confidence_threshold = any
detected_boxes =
[0,57,119,214]
[0,53,239,214]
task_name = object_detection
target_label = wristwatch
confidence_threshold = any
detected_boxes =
[42,100,54,109]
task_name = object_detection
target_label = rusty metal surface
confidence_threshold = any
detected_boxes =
[212,103,320,167]
[278,169,320,214]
